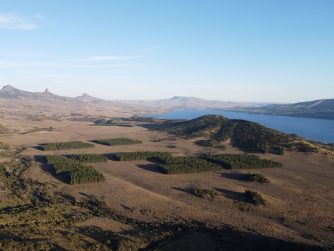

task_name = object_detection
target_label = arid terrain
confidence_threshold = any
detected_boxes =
[0,85,258,120]
[0,116,333,250]
[2,0,334,249]
[1,85,333,121]
[1,0,333,249]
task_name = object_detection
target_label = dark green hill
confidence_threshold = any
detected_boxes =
[163,115,228,138]
[158,115,318,154]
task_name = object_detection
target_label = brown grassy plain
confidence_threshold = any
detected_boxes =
[0,118,333,250]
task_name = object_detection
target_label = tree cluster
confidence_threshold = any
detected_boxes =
[39,141,94,151]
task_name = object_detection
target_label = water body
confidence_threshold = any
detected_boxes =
[152,109,334,144]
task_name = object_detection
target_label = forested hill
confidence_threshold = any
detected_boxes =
[158,115,323,154]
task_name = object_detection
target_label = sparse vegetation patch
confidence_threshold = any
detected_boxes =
[0,124,11,134]
[288,141,319,153]
[0,142,11,157]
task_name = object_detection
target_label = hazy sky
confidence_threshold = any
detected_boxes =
[0,0,333,102]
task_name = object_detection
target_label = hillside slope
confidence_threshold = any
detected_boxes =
[243,99,334,120]
[158,115,320,154]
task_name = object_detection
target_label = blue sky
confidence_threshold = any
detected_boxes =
[0,0,333,102]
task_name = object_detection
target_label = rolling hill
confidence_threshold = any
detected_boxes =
[157,115,321,154]
[243,99,334,120]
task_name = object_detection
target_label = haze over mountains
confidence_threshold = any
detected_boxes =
[241,99,334,120]
[0,84,333,120]
[0,84,259,119]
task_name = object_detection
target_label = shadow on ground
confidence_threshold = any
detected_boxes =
[215,188,251,204]
[172,186,194,195]
[137,164,165,174]
[104,153,119,161]
[32,145,44,151]
[76,224,328,251]
[221,172,247,181]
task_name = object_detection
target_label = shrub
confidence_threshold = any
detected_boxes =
[244,190,265,205]
[93,138,142,146]
[39,141,94,151]
[243,173,269,183]
[270,146,285,155]
[193,188,218,200]
[202,154,282,169]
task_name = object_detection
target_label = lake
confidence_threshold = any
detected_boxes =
[152,109,334,144]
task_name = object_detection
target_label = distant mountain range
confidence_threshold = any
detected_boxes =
[241,99,334,120]
[0,85,96,102]
[113,95,263,112]
[0,84,258,119]
[0,84,333,120]
[0,85,70,101]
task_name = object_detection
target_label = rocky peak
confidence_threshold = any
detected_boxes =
[1,84,16,92]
